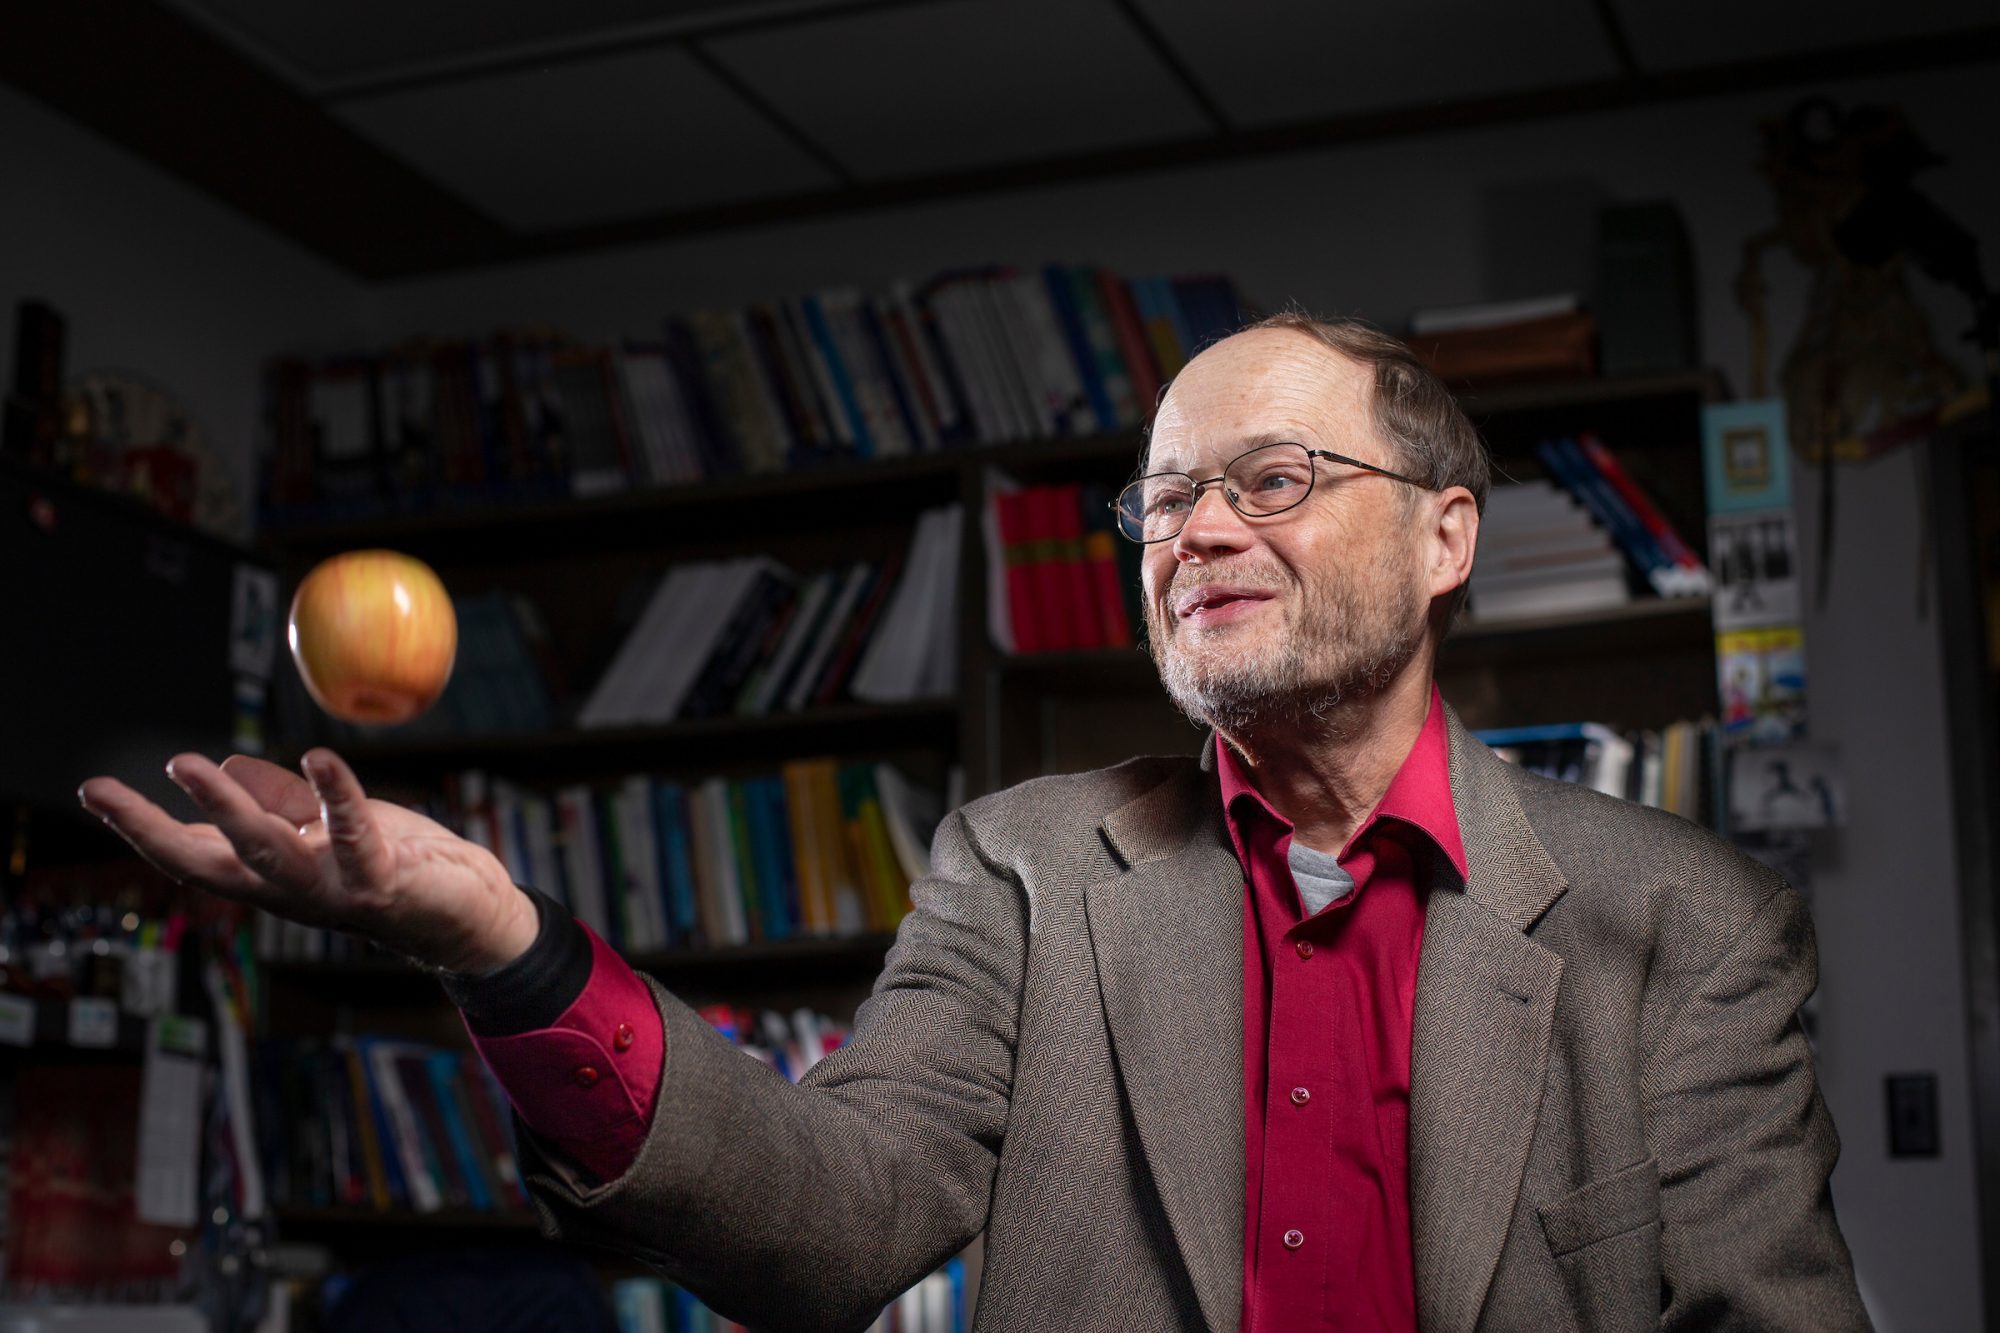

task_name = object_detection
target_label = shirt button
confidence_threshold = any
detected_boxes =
[572,1065,601,1089]
[1289,1086,1311,1107]
[1295,940,1314,960]
[612,1022,635,1053]
[1283,1229,1305,1250]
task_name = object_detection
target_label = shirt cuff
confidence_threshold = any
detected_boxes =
[459,922,666,1185]
[437,884,593,1036]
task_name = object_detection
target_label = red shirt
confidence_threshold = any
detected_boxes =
[1222,688,1466,1333]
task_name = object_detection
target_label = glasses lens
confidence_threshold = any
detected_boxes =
[1226,444,1316,515]
[1118,473,1196,541]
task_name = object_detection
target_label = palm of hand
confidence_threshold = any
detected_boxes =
[77,749,531,974]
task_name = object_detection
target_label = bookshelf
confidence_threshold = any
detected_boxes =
[226,360,1727,1331]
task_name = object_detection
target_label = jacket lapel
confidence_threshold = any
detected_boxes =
[1409,712,1569,1332]
[1087,748,1245,1333]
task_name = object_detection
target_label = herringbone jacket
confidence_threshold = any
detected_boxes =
[520,709,1870,1332]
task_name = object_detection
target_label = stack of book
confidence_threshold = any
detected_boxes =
[252,1036,531,1218]
[984,480,1140,653]
[1471,433,1708,623]
[1471,480,1631,622]
[258,268,1246,529]
[577,505,961,728]
[1477,718,1722,826]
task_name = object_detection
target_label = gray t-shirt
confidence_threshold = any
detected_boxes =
[1287,839,1355,916]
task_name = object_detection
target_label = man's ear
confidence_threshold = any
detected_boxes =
[1427,486,1479,601]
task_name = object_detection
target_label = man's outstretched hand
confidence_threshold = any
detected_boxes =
[77,748,538,975]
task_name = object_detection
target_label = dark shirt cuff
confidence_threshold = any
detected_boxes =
[437,885,594,1037]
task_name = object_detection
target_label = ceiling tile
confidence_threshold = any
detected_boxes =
[1131,0,1620,127]
[707,0,1217,180]
[1609,0,1994,70]
[173,0,844,83]
[333,45,840,232]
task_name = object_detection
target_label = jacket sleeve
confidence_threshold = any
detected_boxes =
[1643,883,1872,1331]
[512,806,1026,1333]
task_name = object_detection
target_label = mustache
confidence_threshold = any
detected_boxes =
[1160,565,1292,601]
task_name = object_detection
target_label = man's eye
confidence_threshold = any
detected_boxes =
[1151,495,1190,515]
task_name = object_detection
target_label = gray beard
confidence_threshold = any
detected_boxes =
[1146,562,1426,740]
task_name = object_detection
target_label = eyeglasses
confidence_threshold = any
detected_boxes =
[1111,441,1432,543]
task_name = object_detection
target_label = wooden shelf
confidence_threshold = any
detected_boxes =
[276,1203,538,1232]
[286,699,960,782]
[1454,367,1727,418]
[264,931,898,993]
[257,432,1149,565]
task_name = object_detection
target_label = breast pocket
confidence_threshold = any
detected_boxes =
[1537,1156,1662,1333]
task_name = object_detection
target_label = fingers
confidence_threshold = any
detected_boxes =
[76,775,282,902]
[300,748,391,892]
[164,753,322,888]
[220,754,322,828]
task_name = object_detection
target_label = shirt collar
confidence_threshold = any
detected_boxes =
[1216,684,1468,881]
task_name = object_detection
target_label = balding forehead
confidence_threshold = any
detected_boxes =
[1147,331,1377,470]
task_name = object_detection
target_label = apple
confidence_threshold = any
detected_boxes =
[288,549,458,725]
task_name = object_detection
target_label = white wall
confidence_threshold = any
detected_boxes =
[360,61,1997,1330]
[0,79,365,544]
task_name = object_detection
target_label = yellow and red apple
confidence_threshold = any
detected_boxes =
[288,549,457,725]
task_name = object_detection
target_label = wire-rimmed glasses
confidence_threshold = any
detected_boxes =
[1111,442,1432,543]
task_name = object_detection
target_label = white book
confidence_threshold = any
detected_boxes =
[368,1041,442,1213]
[920,1270,951,1333]
[895,1283,927,1333]
[696,777,748,944]
[1011,271,1094,435]
[851,510,944,703]
[875,763,943,883]
[631,559,774,725]
[967,279,1040,440]
[577,565,699,728]
[1470,574,1630,622]
[984,278,1057,437]
[928,285,1003,443]
[489,778,532,886]
[520,790,567,911]
[616,775,667,951]
[1409,291,1581,335]
[751,568,838,715]
[919,504,963,697]
[612,351,672,487]
[555,784,612,940]
[785,560,874,713]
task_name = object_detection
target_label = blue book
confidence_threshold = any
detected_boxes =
[1555,437,1671,579]
[947,1255,967,1331]
[761,776,802,939]
[1536,438,1669,581]
[349,1036,410,1208]
[425,1051,493,1211]
[653,782,701,945]
[1043,265,1116,431]
[744,777,792,940]
[1474,721,1617,748]
[799,294,874,457]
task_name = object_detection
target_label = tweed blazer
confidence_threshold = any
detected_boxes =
[520,708,1870,1332]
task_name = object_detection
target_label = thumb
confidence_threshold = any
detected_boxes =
[302,749,390,892]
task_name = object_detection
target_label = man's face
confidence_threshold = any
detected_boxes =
[1140,329,1432,734]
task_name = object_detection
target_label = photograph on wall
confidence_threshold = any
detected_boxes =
[1728,743,1845,831]
[1717,625,1807,742]
[1710,508,1803,629]
[1702,399,1794,514]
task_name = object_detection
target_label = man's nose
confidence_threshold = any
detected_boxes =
[1172,485,1252,560]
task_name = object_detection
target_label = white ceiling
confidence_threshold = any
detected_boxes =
[165,0,1991,235]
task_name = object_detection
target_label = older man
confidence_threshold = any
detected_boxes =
[80,315,1868,1331]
